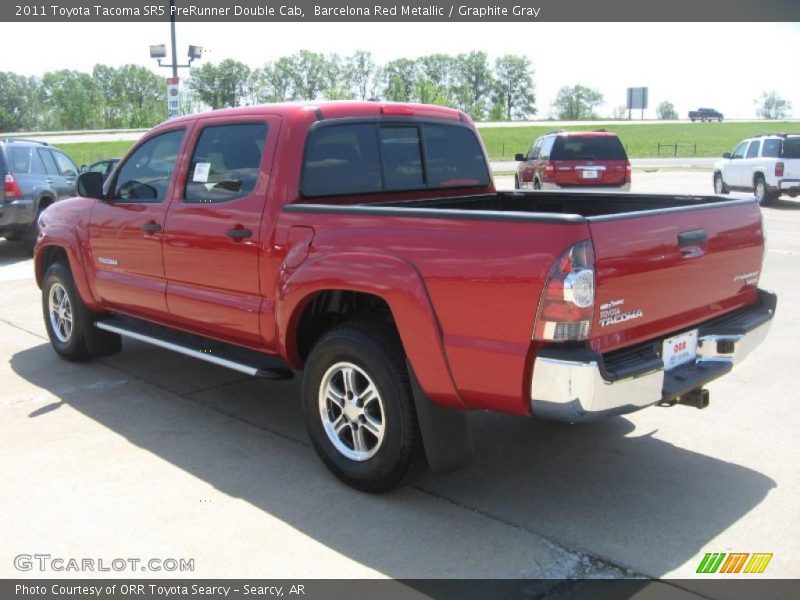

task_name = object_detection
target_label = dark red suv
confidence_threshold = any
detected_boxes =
[515,130,631,191]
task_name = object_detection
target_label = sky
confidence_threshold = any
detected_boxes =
[3,21,799,119]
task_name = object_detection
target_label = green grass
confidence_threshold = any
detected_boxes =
[57,141,135,167]
[479,121,800,160]
[56,121,800,166]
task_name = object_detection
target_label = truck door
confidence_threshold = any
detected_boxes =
[162,116,281,347]
[87,128,188,318]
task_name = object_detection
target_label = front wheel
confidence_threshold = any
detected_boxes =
[42,261,122,360]
[714,172,729,195]
[301,321,426,492]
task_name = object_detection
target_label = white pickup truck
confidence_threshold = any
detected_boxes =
[714,134,800,205]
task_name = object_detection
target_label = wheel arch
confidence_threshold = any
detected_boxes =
[277,252,464,409]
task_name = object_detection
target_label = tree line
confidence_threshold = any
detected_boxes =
[0,50,538,132]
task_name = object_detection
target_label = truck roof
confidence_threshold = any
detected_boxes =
[158,100,466,131]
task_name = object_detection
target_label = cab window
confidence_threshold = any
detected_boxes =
[52,151,78,177]
[184,122,267,204]
[113,129,185,203]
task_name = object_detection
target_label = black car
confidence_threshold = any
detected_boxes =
[1,139,79,253]
[81,158,121,181]
[689,108,724,122]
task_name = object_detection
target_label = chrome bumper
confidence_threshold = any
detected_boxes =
[530,290,776,423]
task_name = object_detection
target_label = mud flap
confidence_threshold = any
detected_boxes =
[406,361,474,473]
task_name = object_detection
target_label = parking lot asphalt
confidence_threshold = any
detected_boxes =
[1,170,798,585]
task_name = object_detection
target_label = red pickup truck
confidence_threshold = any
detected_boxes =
[34,101,776,492]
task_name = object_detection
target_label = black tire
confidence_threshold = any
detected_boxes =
[301,320,426,492]
[714,172,729,195]
[754,175,778,206]
[42,261,122,361]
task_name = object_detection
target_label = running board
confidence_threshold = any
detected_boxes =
[95,316,293,380]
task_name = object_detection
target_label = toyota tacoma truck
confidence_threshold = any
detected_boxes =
[34,101,776,492]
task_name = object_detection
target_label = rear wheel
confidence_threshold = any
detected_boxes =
[754,176,777,206]
[42,261,122,360]
[714,172,729,195]
[301,320,426,492]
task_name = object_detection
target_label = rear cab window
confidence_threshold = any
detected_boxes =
[301,121,489,198]
[552,135,627,161]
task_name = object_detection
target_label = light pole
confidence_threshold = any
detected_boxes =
[149,0,203,118]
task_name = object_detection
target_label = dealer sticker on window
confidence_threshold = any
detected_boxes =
[662,329,698,371]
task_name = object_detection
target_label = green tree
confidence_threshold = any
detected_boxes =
[345,51,376,100]
[756,92,792,120]
[453,51,494,120]
[382,58,417,102]
[493,55,536,121]
[416,54,456,106]
[188,59,252,109]
[552,84,604,120]
[288,50,331,100]
[0,72,43,131]
[41,70,100,129]
[656,100,678,120]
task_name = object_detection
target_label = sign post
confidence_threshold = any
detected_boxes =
[626,87,649,120]
[166,77,181,119]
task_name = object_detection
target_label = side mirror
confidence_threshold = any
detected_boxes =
[722,152,731,159]
[514,153,526,161]
[76,171,104,199]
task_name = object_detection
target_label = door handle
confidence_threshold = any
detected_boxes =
[678,229,707,248]
[141,222,162,234]
[226,227,252,240]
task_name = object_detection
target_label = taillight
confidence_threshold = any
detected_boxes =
[533,240,595,342]
[3,173,22,199]
[625,161,632,183]
[543,161,555,182]
[776,162,784,177]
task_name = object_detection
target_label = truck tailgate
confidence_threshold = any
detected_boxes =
[588,201,764,353]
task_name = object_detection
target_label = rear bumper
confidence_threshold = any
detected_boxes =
[530,289,776,422]
[0,198,35,231]
[540,182,631,192]
[778,179,800,192]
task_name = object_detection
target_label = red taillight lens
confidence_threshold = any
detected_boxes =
[543,161,555,182]
[3,173,22,199]
[533,241,595,342]
[625,161,632,183]
[776,162,784,177]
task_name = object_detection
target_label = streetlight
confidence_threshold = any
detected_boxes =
[149,0,203,118]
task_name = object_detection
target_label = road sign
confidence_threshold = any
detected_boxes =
[166,77,181,119]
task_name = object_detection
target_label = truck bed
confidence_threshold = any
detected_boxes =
[372,190,752,220]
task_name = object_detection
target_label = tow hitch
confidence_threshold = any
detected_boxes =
[658,388,710,409]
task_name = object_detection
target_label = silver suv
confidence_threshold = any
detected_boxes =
[0,139,79,253]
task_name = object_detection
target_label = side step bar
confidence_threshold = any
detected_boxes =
[95,316,293,380]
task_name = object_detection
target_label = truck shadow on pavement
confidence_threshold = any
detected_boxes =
[11,340,776,579]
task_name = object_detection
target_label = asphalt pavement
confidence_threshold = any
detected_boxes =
[1,170,798,587]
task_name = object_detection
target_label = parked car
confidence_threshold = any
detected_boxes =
[35,101,775,492]
[1,138,79,254]
[689,108,724,122]
[714,134,800,204]
[514,130,631,191]
[81,158,120,181]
